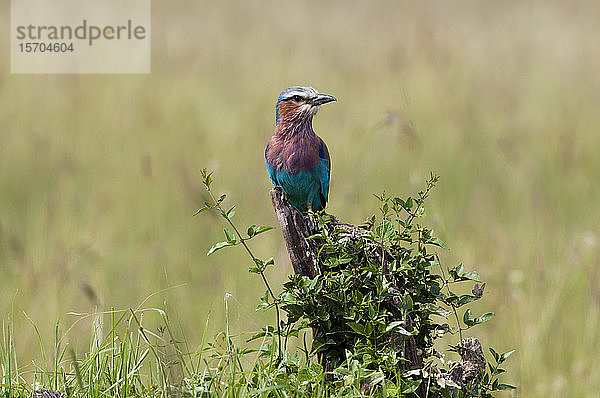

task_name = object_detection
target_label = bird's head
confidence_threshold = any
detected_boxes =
[275,86,336,125]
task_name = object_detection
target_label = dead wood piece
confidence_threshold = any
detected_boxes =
[270,187,319,278]
[446,337,486,387]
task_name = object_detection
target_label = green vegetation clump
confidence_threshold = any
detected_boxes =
[190,170,515,397]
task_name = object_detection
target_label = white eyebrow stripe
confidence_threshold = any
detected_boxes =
[285,90,307,98]
[284,88,319,99]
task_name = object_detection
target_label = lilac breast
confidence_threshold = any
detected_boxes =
[282,135,320,173]
[268,120,322,176]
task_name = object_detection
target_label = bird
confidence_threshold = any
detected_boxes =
[265,86,336,212]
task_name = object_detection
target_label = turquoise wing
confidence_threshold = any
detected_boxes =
[265,142,279,186]
[317,138,330,208]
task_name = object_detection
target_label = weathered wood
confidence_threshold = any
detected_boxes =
[446,338,486,387]
[269,187,319,278]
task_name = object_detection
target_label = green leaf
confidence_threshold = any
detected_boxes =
[441,389,452,398]
[392,197,405,208]
[497,383,517,390]
[449,264,481,282]
[462,271,481,282]
[281,292,295,303]
[255,302,271,311]
[224,228,236,243]
[463,309,475,326]
[376,220,395,241]
[207,241,231,256]
[401,379,421,394]
[310,338,335,354]
[427,236,447,248]
[404,294,414,310]
[450,263,464,280]
[373,192,385,201]
[338,253,353,264]
[252,258,267,273]
[501,349,516,361]
[248,225,275,237]
[385,321,412,335]
[246,326,276,342]
[254,225,275,235]
[192,205,210,216]
[200,169,213,188]
[489,347,500,362]
[453,294,480,307]
[474,312,494,325]
[226,206,236,219]
[347,322,366,336]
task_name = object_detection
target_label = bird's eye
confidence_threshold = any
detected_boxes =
[292,95,303,102]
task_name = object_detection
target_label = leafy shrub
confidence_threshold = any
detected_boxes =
[196,170,515,397]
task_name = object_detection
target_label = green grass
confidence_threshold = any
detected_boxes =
[1,1,600,396]
[0,300,368,397]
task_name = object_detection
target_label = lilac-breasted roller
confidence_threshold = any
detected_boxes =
[265,86,336,212]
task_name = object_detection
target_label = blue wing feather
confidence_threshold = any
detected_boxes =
[317,138,330,207]
[265,143,279,186]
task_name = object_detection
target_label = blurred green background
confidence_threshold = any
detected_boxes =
[2,1,600,396]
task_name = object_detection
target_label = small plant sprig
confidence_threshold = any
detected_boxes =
[194,169,283,360]
[482,348,516,396]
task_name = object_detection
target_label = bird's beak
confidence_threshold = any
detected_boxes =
[310,94,336,106]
